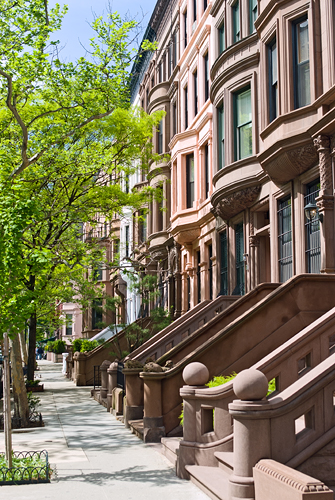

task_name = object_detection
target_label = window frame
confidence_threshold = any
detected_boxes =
[234,85,252,161]
[292,15,310,109]
[268,35,278,123]
[186,153,195,209]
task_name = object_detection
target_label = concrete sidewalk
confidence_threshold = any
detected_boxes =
[0,361,209,500]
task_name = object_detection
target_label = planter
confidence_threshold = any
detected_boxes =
[26,384,44,393]
[0,450,51,485]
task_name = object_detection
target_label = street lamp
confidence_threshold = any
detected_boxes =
[304,201,323,223]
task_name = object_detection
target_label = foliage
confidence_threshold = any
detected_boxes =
[71,338,83,353]
[45,339,66,354]
[27,392,41,415]
[0,452,50,481]
[206,373,237,388]
[25,380,41,387]
[80,339,101,352]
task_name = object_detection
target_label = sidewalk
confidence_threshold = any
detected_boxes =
[0,361,209,500]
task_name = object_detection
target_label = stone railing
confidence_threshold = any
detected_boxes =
[177,307,335,477]
[128,294,240,364]
[137,275,335,442]
[254,460,332,500]
[228,358,335,498]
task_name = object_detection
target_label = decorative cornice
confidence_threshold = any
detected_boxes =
[255,460,331,493]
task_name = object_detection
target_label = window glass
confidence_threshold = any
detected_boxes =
[219,22,225,53]
[250,0,257,33]
[294,17,310,108]
[233,1,240,43]
[184,85,188,129]
[269,37,278,122]
[305,179,321,273]
[194,70,198,116]
[235,87,252,160]
[218,104,225,169]
[186,154,195,208]
[204,53,209,101]
[278,197,293,282]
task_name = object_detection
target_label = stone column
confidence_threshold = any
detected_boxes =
[229,369,271,500]
[123,368,144,427]
[141,372,166,443]
[73,352,87,386]
[314,135,335,273]
[177,362,210,479]
[62,352,69,375]
[107,361,118,412]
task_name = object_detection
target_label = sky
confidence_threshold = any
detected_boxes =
[48,0,157,61]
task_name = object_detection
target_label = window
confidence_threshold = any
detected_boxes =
[92,299,103,329]
[139,211,147,244]
[184,10,188,48]
[204,144,209,198]
[208,244,213,300]
[219,22,225,54]
[234,87,252,160]
[173,102,177,136]
[220,231,228,295]
[218,104,225,169]
[184,85,188,129]
[204,0,208,10]
[158,119,163,154]
[204,53,209,101]
[193,0,197,27]
[293,17,310,109]
[125,225,129,257]
[249,0,257,33]
[278,196,293,282]
[151,76,154,88]
[234,222,245,295]
[233,1,240,43]
[268,37,278,122]
[158,61,163,83]
[186,153,195,208]
[305,179,321,273]
[65,314,73,336]
[146,87,149,110]
[93,263,103,281]
[197,250,201,303]
[173,30,178,67]
[194,69,198,116]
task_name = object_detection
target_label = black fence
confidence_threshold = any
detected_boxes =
[117,362,125,393]
[0,450,50,485]
[93,366,101,390]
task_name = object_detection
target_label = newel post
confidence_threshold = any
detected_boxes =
[141,371,166,443]
[107,360,118,412]
[100,360,111,399]
[73,351,87,386]
[229,369,271,500]
[123,367,144,428]
[177,362,210,479]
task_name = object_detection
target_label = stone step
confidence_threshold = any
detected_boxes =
[128,419,144,440]
[214,451,234,475]
[161,437,181,467]
[186,465,230,500]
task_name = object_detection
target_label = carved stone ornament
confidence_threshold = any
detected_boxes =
[249,235,261,247]
[213,185,261,221]
[168,242,181,274]
[261,143,318,185]
[316,195,334,211]
[174,227,201,245]
[314,135,332,192]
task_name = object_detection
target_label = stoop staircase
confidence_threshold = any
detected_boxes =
[162,305,335,500]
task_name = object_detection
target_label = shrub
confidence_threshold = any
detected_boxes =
[52,340,67,354]
[72,338,83,353]
[80,339,100,352]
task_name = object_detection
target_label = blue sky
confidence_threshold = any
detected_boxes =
[48,0,157,61]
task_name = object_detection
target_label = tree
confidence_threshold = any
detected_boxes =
[0,1,162,393]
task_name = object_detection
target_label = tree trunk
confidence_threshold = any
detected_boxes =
[27,311,37,382]
[19,330,28,366]
[11,334,30,428]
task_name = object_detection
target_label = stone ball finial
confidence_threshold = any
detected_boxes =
[183,362,209,386]
[233,369,268,401]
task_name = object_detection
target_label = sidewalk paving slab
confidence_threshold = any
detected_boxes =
[0,361,210,500]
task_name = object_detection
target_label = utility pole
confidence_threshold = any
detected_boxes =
[3,332,12,467]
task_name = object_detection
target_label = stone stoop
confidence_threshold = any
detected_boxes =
[161,437,181,469]
[185,465,231,500]
[128,419,144,440]
[214,452,234,476]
